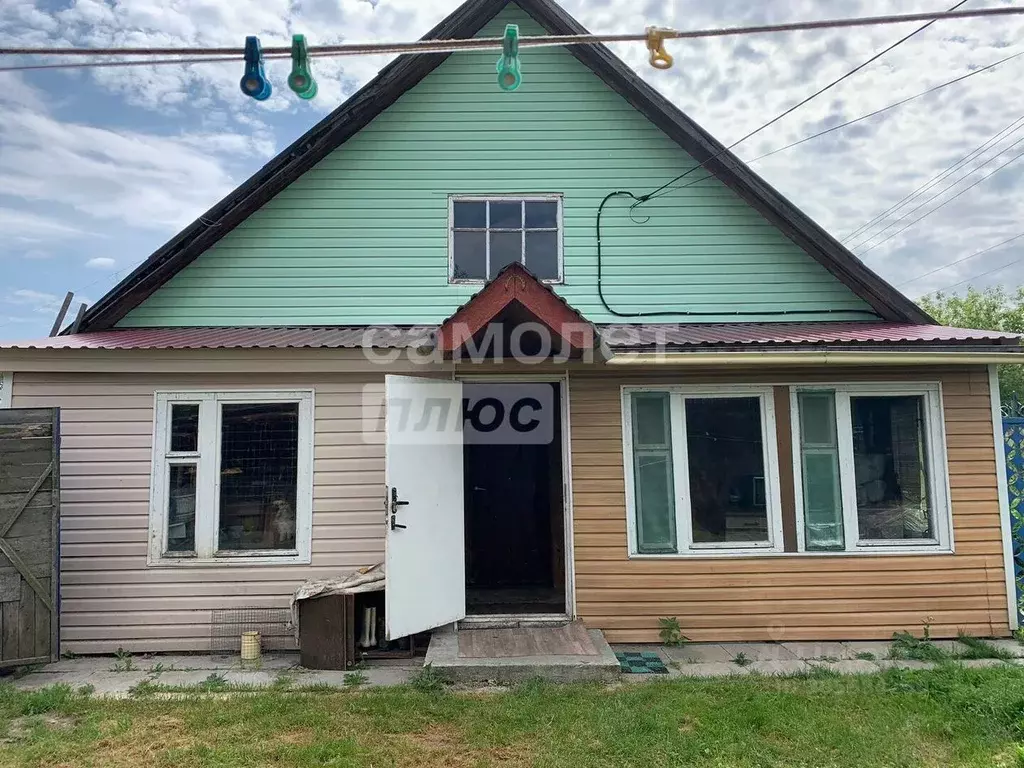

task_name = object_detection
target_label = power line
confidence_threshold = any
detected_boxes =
[634,0,969,206]
[844,113,1024,245]
[899,232,1024,286]
[0,5,1021,65]
[857,140,1024,255]
[745,49,1024,163]
[923,254,1024,295]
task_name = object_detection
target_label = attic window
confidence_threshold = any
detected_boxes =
[449,195,562,283]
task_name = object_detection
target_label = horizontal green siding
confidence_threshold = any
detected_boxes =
[119,5,875,327]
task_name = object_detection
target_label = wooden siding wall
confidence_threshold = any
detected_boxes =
[9,363,1010,650]
[117,4,874,328]
[569,366,1011,643]
[12,372,387,654]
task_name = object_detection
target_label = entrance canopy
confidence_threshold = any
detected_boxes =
[436,263,597,360]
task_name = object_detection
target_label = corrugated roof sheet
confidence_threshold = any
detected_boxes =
[0,326,435,350]
[599,322,1021,348]
[0,322,1017,351]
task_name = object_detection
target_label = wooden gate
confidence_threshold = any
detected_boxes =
[0,409,59,666]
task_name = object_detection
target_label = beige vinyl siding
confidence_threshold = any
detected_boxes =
[12,372,387,654]
[570,366,1010,643]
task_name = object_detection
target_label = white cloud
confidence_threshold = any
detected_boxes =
[85,256,116,269]
[0,110,262,231]
[0,208,85,241]
[9,288,61,313]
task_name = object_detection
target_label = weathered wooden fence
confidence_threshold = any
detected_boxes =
[0,409,59,666]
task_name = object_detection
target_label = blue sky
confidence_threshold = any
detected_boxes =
[2,0,1024,339]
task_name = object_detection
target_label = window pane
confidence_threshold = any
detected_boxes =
[218,403,299,552]
[170,403,199,453]
[852,395,933,541]
[167,463,197,553]
[489,201,521,228]
[633,392,670,446]
[525,231,558,280]
[525,201,558,228]
[453,231,486,280]
[631,393,675,553]
[798,392,844,550]
[489,231,522,275]
[686,397,768,544]
[453,201,486,228]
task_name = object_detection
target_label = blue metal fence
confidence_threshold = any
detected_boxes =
[1001,415,1024,626]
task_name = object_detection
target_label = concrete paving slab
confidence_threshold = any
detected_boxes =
[958,658,1012,669]
[718,643,797,662]
[14,671,149,698]
[781,641,854,661]
[662,644,733,663]
[875,659,935,671]
[222,671,277,687]
[425,626,620,684]
[670,662,752,678]
[149,671,216,688]
[987,640,1024,658]
[840,641,891,659]
[746,660,810,676]
[818,660,881,675]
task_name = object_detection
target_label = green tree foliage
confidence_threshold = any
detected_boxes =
[918,286,1024,402]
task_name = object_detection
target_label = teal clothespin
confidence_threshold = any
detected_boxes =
[496,23,521,92]
[240,36,272,101]
[288,34,318,100]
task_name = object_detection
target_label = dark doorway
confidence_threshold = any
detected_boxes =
[463,382,565,615]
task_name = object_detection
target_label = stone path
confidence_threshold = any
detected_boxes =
[8,638,1024,697]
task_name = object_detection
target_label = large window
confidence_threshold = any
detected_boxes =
[449,195,562,283]
[623,387,783,556]
[792,384,951,553]
[149,391,314,565]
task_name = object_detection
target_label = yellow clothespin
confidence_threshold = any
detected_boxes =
[646,26,674,70]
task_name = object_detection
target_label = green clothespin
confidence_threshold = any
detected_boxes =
[496,23,521,92]
[288,34,318,100]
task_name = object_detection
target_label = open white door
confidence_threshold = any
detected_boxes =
[384,375,466,640]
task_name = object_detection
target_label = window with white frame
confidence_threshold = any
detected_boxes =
[449,196,562,283]
[149,391,314,565]
[791,384,951,553]
[623,387,783,556]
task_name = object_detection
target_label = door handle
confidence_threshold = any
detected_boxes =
[389,486,409,531]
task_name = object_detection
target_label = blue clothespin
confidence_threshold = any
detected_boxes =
[240,36,272,101]
[496,23,521,92]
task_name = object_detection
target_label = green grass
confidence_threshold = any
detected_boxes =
[3,666,1024,766]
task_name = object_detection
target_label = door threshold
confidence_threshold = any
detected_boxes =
[458,613,570,630]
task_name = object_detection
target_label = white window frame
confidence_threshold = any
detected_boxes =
[789,382,953,555]
[0,372,11,408]
[622,385,785,558]
[148,389,314,567]
[447,194,564,284]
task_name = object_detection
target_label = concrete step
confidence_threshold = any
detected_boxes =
[424,623,621,684]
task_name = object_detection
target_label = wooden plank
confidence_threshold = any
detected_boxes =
[0,540,52,612]
[18,580,34,662]
[0,461,53,538]
[1,599,18,661]
[35,592,50,661]
[0,574,21,602]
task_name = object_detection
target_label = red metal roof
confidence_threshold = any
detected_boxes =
[599,322,1021,348]
[0,322,1017,351]
[0,326,435,350]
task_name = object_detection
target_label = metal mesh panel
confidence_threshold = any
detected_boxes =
[210,606,296,654]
